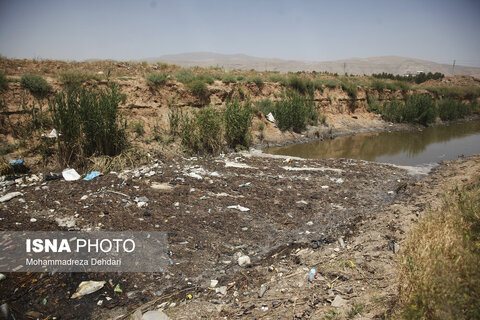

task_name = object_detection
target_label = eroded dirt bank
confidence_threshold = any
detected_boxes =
[1,149,478,319]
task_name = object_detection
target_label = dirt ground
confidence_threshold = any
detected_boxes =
[1,146,478,319]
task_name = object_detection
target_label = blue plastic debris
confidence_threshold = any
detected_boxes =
[9,159,23,166]
[83,171,101,181]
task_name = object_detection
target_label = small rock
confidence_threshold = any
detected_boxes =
[331,295,347,307]
[238,255,251,267]
[258,284,268,298]
[209,299,223,304]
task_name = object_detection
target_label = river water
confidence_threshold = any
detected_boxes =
[265,120,480,166]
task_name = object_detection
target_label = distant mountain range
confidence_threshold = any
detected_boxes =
[144,52,480,77]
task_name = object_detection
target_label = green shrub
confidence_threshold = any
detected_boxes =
[341,81,358,99]
[438,99,473,121]
[168,107,183,136]
[21,74,51,97]
[394,81,411,93]
[222,74,237,83]
[318,79,341,89]
[0,71,8,91]
[381,99,405,123]
[268,74,285,83]
[371,79,386,92]
[175,69,196,83]
[287,76,314,95]
[58,70,99,86]
[275,90,317,132]
[187,79,209,97]
[366,93,381,113]
[181,107,222,154]
[255,98,275,116]
[404,94,437,125]
[146,72,167,87]
[427,86,480,100]
[134,121,144,136]
[224,99,253,149]
[50,84,127,166]
[249,77,264,87]
[196,74,214,85]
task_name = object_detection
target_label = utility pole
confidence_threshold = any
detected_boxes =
[452,59,456,75]
[344,62,346,75]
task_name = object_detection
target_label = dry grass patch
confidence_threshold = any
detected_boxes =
[399,176,480,319]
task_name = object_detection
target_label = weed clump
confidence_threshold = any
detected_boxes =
[50,84,127,166]
[275,90,317,132]
[181,107,222,154]
[21,74,51,98]
[224,99,253,149]
[255,98,275,116]
[187,79,208,97]
[404,94,437,125]
[146,72,167,87]
[58,70,99,86]
[0,71,8,91]
[438,98,473,121]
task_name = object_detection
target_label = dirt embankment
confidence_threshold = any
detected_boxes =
[1,58,445,155]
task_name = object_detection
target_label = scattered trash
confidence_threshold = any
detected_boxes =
[142,310,171,320]
[83,171,101,181]
[335,178,344,184]
[338,237,345,248]
[210,279,218,288]
[239,182,251,187]
[225,161,256,169]
[55,217,76,228]
[45,174,62,181]
[0,192,22,203]
[185,172,203,180]
[41,298,47,305]
[42,128,59,138]
[151,182,173,191]
[308,268,316,282]
[97,300,103,306]
[266,112,275,123]
[388,240,401,254]
[62,168,81,181]
[114,284,123,293]
[227,205,250,212]
[9,159,23,167]
[310,237,332,249]
[258,284,268,298]
[0,274,5,281]
[30,218,37,223]
[71,280,106,299]
[216,286,227,295]
[238,254,251,267]
[331,295,347,307]
[261,305,269,311]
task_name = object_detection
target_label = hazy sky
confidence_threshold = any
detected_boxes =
[1,0,479,66]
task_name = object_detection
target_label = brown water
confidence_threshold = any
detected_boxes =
[266,120,480,166]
